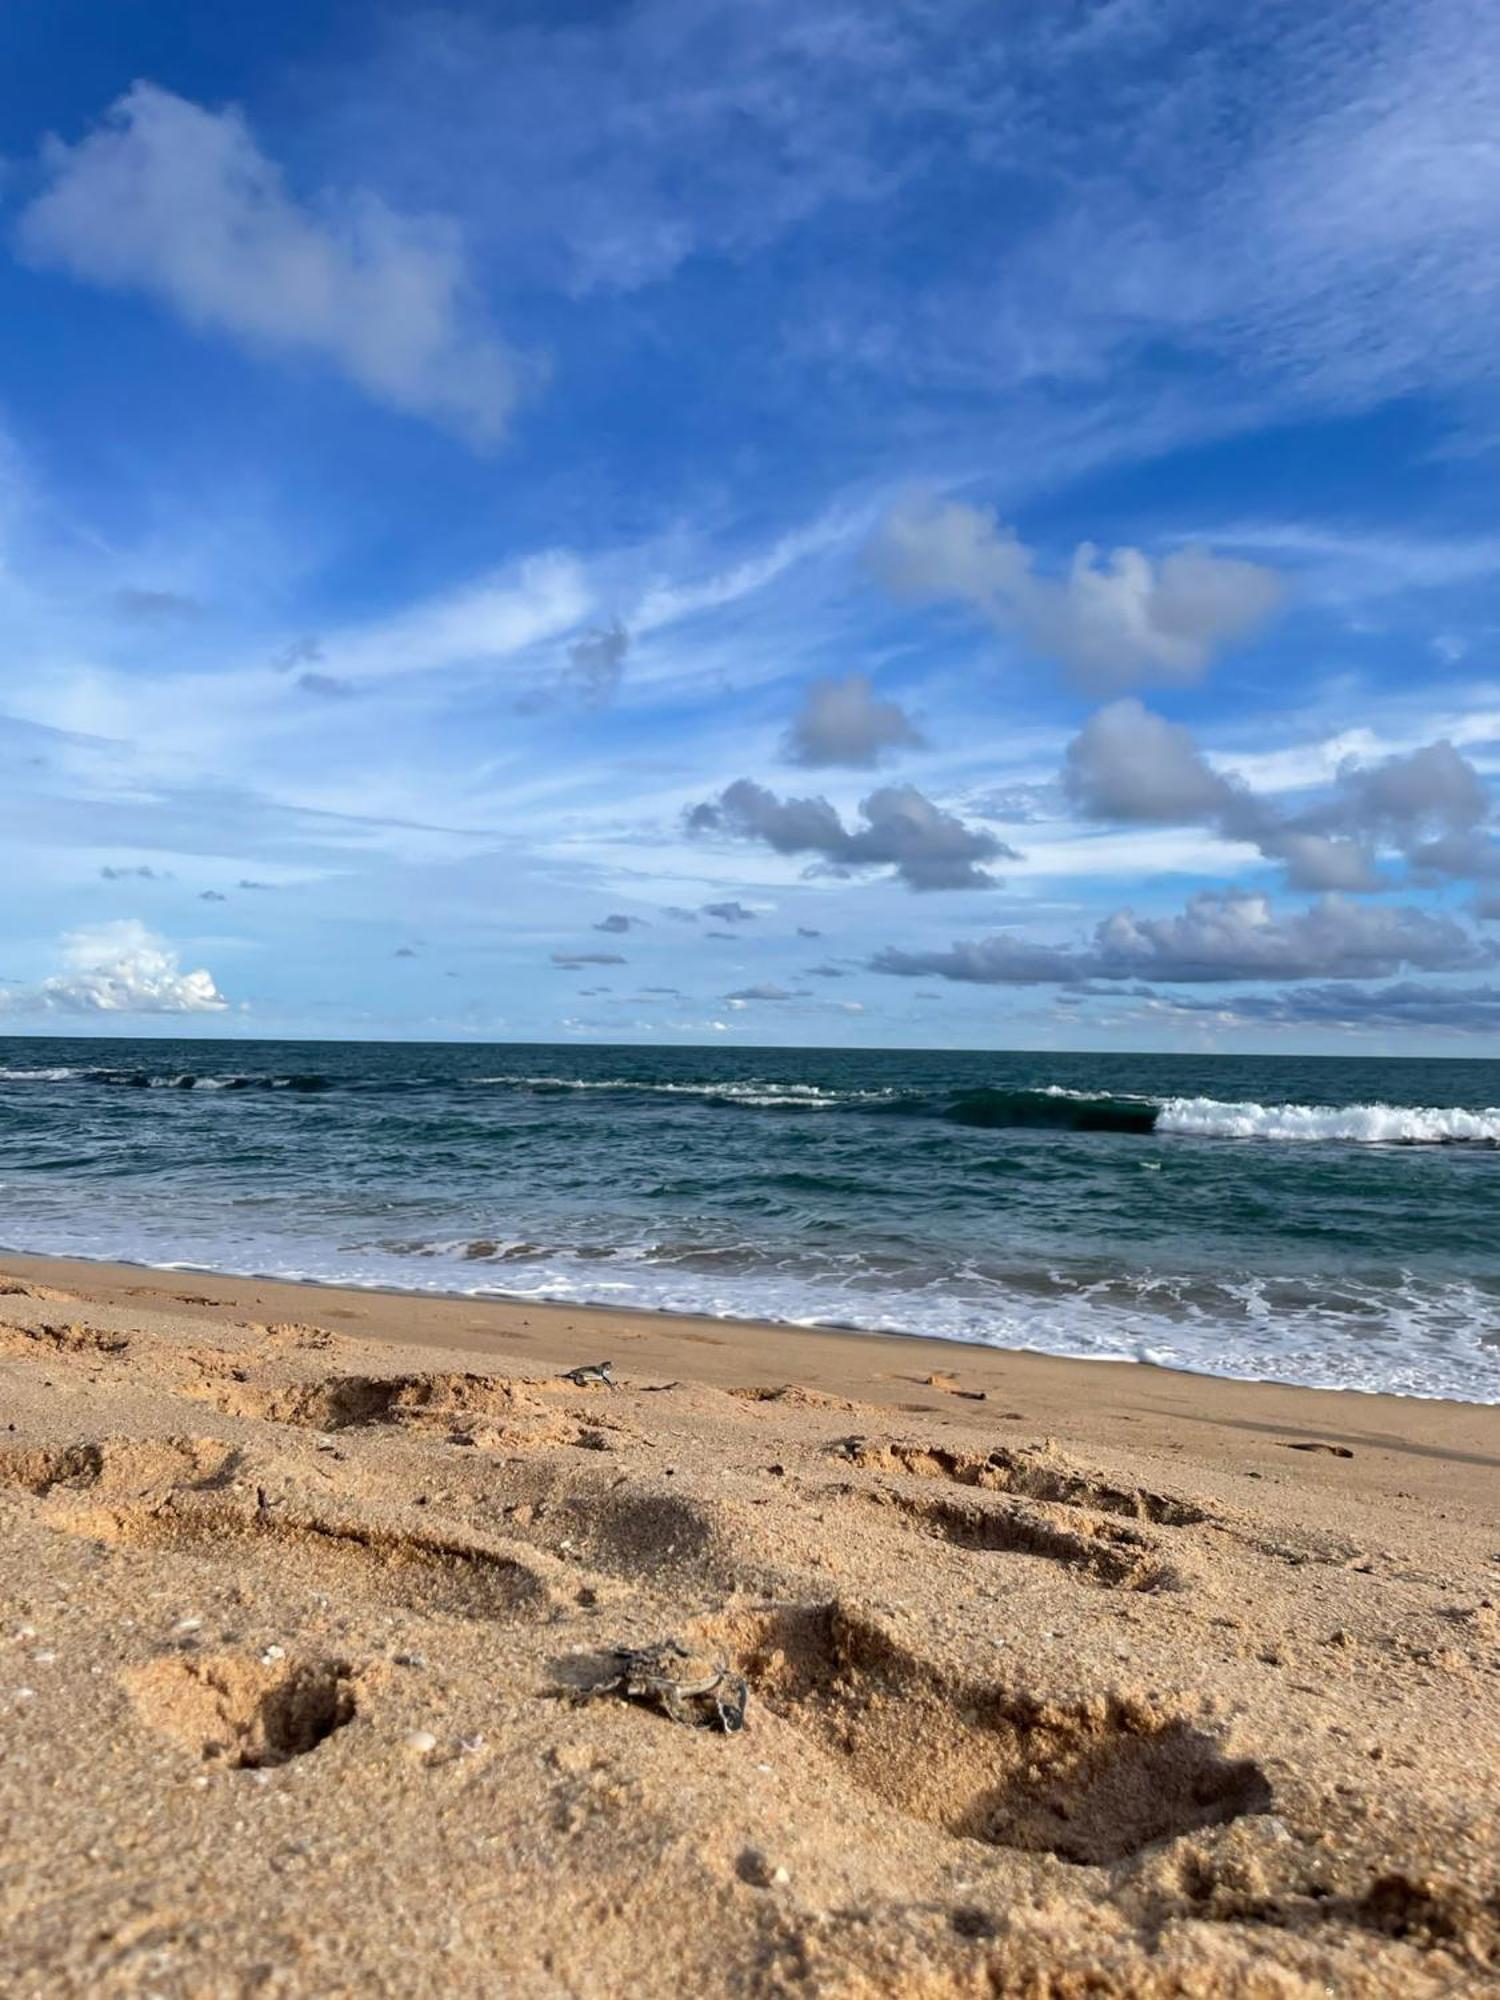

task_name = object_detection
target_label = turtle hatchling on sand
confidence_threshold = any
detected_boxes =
[562,1361,617,1390]
[585,1641,748,1732]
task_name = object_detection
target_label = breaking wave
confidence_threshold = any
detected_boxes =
[1155,1098,1500,1145]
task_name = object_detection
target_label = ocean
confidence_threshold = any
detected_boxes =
[1,1037,1497,1402]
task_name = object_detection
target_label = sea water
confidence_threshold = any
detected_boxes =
[1,1037,1497,1401]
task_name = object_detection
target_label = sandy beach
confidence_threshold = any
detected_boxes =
[2,1251,1497,1997]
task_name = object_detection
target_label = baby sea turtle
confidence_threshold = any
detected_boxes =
[562,1361,617,1390]
[586,1640,747,1732]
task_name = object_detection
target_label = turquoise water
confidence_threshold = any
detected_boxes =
[2,1037,1498,1400]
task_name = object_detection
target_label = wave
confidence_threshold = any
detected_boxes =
[936,1088,1500,1144]
[471,1073,896,1109]
[0,1066,330,1092]
[933,1087,1160,1134]
[1157,1098,1500,1145]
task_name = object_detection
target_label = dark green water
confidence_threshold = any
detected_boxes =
[2,1037,1498,1399]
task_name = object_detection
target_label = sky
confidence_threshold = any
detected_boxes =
[3,0,1500,1054]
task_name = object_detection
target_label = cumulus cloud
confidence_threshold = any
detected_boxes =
[1319,742,1500,883]
[551,950,625,968]
[1063,702,1498,892]
[1331,740,1491,839]
[566,619,629,705]
[872,891,1488,986]
[1063,700,1242,826]
[782,673,924,768]
[18,83,519,444]
[394,946,418,958]
[595,913,648,934]
[725,983,797,1001]
[0,920,228,1015]
[701,899,759,923]
[199,890,227,903]
[689,779,1014,892]
[796,925,822,938]
[100,863,169,881]
[1064,700,1376,891]
[872,497,1282,692]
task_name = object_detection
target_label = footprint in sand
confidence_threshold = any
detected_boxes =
[124,1651,357,1768]
[708,1600,1272,1866]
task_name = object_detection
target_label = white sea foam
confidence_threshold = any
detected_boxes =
[6,1221,1497,1402]
[471,1073,894,1107]
[1156,1097,1500,1145]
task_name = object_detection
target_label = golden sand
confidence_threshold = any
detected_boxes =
[1,1253,1497,1996]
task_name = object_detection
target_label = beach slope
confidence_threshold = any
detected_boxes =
[1,1255,1497,1997]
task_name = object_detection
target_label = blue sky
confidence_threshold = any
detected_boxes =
[3,0,1500,1052]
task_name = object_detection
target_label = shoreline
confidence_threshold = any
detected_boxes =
[5,1240,1499,1410]
[8,1248,1500,1497]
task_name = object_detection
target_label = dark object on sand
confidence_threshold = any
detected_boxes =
[563,1361,617,1390]
[584,1641,748,1732]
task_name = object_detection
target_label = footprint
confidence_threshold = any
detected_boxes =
[852,1485,1172,1591]
[2,1439,558,1621]
[731,1384,864,1413]
[713,1601,1271,1866]
[117,1498,556,1621]
[200,1372,640,1457]
[0,1320,132,1359]
[191,1368,542,1432]
[124,1651,356,1768]
[0,1435,238,1499]
[833,1436,1208,1528]
[0,1276,77,1302]
[263,1322,340,1350]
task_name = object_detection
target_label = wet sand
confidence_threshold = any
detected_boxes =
[2,1252,1497,1995]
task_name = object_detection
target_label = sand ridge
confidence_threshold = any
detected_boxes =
[1,1260,1497,1996]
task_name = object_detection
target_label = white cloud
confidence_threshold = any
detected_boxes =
[873,497,1282,691]
[328,553,590,685]
[17,82,520,444]
[0,920,229,1015]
